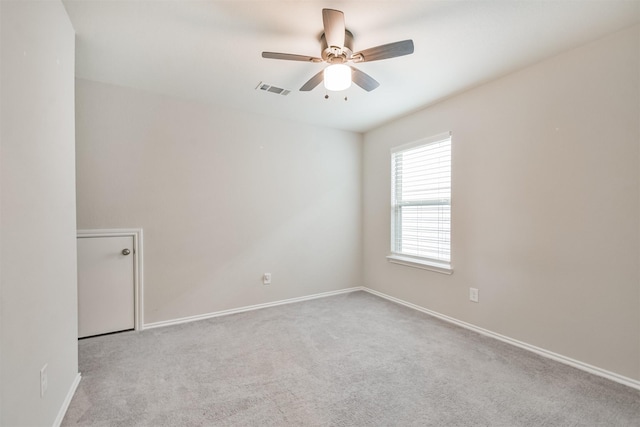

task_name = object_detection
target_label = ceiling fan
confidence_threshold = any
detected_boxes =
[262,8,414,93]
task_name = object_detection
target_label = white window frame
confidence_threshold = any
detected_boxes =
[387,132,452,274]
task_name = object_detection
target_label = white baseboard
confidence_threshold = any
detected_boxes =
[53,372,81,427]
[362,287,640,391]
[143,287,364,330]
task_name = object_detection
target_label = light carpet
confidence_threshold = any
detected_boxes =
[62,291,640,426]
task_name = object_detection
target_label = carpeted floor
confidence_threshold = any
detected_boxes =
[62,291,640,426]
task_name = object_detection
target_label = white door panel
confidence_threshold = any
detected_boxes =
[77,235,135,338]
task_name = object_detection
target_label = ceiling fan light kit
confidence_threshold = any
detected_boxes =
[262,8,414,93]
[324,64,351,91]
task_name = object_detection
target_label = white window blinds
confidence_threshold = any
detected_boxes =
[391,133,451,267]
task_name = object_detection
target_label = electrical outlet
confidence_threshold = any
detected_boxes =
[40,364,48,397]
[469,288,479,303]
[263,273,271,285]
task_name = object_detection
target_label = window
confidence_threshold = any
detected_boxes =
[388,132,452,274]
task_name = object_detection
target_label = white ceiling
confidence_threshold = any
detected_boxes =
[62,0,639,133]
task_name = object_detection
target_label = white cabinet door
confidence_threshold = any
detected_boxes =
[77,236,135,338]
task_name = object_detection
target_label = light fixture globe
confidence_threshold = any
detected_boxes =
[323,64,351,91]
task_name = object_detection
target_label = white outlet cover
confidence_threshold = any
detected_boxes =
[40,364,48,397]
[469,288,479,303]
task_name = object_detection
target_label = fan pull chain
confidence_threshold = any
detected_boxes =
[322,93,348,101]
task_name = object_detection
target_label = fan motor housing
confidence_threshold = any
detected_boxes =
[320,30,354,63]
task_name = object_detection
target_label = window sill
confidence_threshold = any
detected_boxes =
[386,255,453,275]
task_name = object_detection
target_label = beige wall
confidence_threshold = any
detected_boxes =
[75,79,363,324]
[0,1,79,425]
[363,25,640,380]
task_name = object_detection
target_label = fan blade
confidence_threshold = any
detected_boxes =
[353,40,414,63]
[322,9,345,48]
[351,67,380,92]
[300,69,325,91]
[262,52,322,62]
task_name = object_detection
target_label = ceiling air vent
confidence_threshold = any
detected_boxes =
[256,82,290,96]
